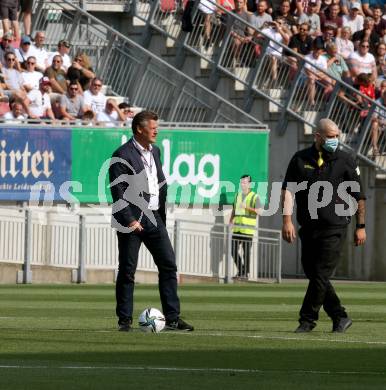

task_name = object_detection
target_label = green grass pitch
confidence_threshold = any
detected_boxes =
[0,282,385,390]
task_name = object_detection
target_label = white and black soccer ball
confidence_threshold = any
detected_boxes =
[138,308,165,333]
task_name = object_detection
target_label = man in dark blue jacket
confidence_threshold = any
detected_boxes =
[109,110,194,332]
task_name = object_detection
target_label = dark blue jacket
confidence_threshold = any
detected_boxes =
[109,138,167,228]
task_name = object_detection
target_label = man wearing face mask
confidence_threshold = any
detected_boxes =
[281,119,366,334]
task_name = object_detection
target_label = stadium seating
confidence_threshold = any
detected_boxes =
[130,0,386,173]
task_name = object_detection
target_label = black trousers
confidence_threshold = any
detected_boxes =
[115,211,180,323]
[231,233,253,276]
[298,226,348,325]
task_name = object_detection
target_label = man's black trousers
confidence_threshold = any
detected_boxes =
[298,226,348,325]
[116,211,180,323]
[231,233,253,277]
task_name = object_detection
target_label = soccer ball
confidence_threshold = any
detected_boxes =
[138,308,165,333]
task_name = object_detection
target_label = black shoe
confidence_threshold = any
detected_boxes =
[295,321,315,333]
[332,317,352,333]
[118,318,132,332]
[165,318,194,331]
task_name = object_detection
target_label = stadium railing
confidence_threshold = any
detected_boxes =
[32,0,263,126]
[132,0,386,173]
[0,207,282,284]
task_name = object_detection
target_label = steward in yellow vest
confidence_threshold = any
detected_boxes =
[232,191,259,236]
[230,175,262,279]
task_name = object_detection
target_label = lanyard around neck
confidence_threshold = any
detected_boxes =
[134,141,153,173]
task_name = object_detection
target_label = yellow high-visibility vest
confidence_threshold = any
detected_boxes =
[233,191,258,236]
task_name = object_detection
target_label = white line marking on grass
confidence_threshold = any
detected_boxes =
[182,332,386,346]
[3,326,386,346]
[0,365,385,376]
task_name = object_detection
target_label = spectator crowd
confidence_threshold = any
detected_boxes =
[0,0,134,126]
[0,0,384,153]
[194,0,385,155]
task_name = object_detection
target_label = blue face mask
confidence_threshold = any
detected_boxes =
[322,138,339,153]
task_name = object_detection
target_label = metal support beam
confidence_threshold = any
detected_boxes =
[77,214,86,283]
[173,219,181,282]
[225,225,233,284]
[20,209,33,284]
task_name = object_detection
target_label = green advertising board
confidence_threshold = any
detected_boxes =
[71,127,269,205]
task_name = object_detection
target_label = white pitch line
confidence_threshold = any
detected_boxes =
[156,330,386,346]
[194,332,386,346]
[1,326,386,346]
[0,365,385,376]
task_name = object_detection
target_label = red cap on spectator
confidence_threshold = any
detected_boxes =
[40,77,51,85]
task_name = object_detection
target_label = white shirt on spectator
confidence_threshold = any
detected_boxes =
[198,0,217,14]
[261,27,284,57]
[304,53,328,72]
[342,15,364,35]
[335,37,355,59]
[33,45,50,70]
[123,118,133,127]
[48,51,72,70]
[21,70,43,91]
[83,90,107,115]
[2,68,24,91]
[349,51,376,74]
[15,46,37,64]
[96,110,119,126]
[28,90,52,118]
[2,111,26,123]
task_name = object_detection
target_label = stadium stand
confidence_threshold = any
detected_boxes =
[131,0,386,172]
[0,0,261,127]
[0,0,384,171]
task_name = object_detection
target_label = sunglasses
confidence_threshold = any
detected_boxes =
[3,38,11,42]
[22,42,31,45]
[70,87,78,91]
[27,61,36,65]
[53,60,62,63]
[361,45,369,48]
[6,58,16,61]
[74,58,82,62]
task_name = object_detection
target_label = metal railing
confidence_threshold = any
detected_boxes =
[0,207,282,284]
[70,0,132,13]
[32,0,263,125]
[132,0,386,172]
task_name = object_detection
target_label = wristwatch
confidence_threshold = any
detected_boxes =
[356,224,365,229]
